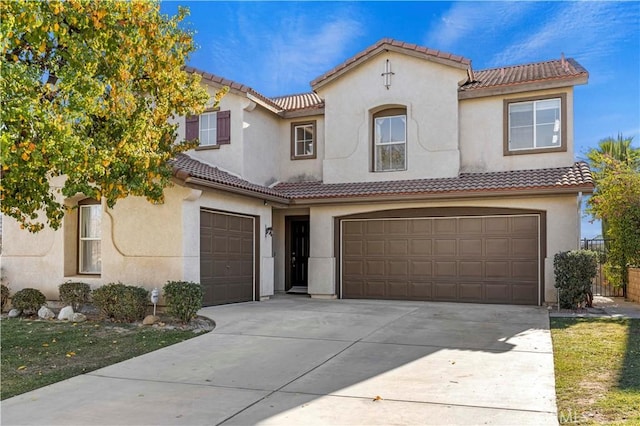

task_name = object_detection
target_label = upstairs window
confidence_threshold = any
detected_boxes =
[78,199,101,274]
[504,94,566,155]
[185,110,231,148]
[291,121,316,159]
[373,107,406,172]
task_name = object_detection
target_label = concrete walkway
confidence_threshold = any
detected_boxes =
[1,297,558,425]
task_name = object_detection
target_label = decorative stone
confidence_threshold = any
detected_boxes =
[38,306,55,320]
[8,308,21,318]
[143,315,159,325]
[58,306,74,321]
[70,312,87,323]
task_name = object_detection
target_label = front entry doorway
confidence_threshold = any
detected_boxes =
[285,216,310,293]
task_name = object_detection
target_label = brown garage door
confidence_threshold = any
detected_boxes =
[342,215,539,305]
[200,210,255,306]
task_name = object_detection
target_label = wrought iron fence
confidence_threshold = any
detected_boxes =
[580,238,624,297]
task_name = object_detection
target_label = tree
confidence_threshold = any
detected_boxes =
[587,155,640,292]
[587,134,640,240]
[1,0,220,232]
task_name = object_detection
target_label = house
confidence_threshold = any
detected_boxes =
[1,39,593,306]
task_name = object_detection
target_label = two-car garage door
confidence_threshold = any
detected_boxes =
[341,214,540,305]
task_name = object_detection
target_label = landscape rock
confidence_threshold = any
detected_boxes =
[8,308,21,318]
[58,306,75,321]
[38,306,55,320]
[143,315,160,325]
[71,312,87,323]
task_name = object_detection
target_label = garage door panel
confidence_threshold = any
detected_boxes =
[459,282,483,300]
[434,218,456,234]
[365,260,385,276]
[342,215,540,305]
[459,217,483,233]
[460,239,482,256]
[410,260,432,277]
[409,282,432,298]
[200,210,254,306]
[459,261,483,277]
[365,240,385,255]
[434,239,456,256]
[435,261,457,277]
[387,281,409,298]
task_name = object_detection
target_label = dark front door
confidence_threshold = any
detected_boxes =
[287,217,310,289]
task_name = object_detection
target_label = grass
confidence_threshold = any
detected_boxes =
[0,318,202,400]
[551,318,640,425]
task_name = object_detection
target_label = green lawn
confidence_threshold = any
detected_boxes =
[551,318,640,425]
[0,318,202,400]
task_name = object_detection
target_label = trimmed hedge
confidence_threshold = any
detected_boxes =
[59,282,91,311]
[554,250,598,309]
[11,288,46,313]
[92,283,149,322]
[163,281,203,323]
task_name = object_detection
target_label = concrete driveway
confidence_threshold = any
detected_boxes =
[1,296,558,425]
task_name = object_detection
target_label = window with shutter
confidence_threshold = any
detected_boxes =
[217,110,231,145]
[186,110,231,148]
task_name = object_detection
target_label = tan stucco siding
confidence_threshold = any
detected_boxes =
[459,87,576,172]
[305,195,580,303]
[318,52,467,184]
[278,115,324,183]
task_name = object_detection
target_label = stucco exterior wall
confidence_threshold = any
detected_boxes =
[305,194,581,303]
[459,87,576,173]
[278,116,324,183]
[242,105,281,186]
[317,52,467,184]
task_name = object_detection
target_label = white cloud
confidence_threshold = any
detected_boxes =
[489,2,639,69]
[424,2,536,51]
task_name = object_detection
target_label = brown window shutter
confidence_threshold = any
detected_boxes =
[185,115,199,141]
[217,110,231,145]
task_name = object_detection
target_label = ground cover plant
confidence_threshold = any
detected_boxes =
[551,318,640,424]
[0,318,202,400]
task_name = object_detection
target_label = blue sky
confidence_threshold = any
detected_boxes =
[161,1,640,238]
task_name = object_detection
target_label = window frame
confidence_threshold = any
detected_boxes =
[198,111,218,148]
[77,198,102,275]
[503,93,567,156]
[372,107,407,172]
[290,120,317,160]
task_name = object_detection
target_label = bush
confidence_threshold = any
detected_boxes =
[1,284,10,312]
[11,288,46,313]
[554,250,599,309]
[163,281,203,323]
[92,283,149,322]
[58,282,91,311]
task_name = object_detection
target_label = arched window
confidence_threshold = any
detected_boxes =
[373,107,407,172]
[78,198,101,274]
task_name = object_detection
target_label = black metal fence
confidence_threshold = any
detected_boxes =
[580,238,624,297]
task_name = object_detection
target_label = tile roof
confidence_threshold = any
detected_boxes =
[311,38,471,90]
[271,92,324,111]
[170,154,286,200]
[460,57,588,93]
[172,154,593,203]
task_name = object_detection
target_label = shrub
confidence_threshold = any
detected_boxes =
[11,288,46,313]
[58,282,91,311]
[1,284,10,312]
[92,283,149,322]
[163,281,203,323]
[554,250,599,309]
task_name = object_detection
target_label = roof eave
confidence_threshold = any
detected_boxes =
[286,184,594,206]
[458,74,589,100]
[184,177,291,205]
[281,107,325,119]
[312,44,470,92]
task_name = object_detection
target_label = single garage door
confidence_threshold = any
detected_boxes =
[200,210,255,306]
[342,215,540,305]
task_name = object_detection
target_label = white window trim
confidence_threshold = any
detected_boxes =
[79,204,101,274]
[508,98,561,151]
[374,114,407,172]
[199,111,217,147]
